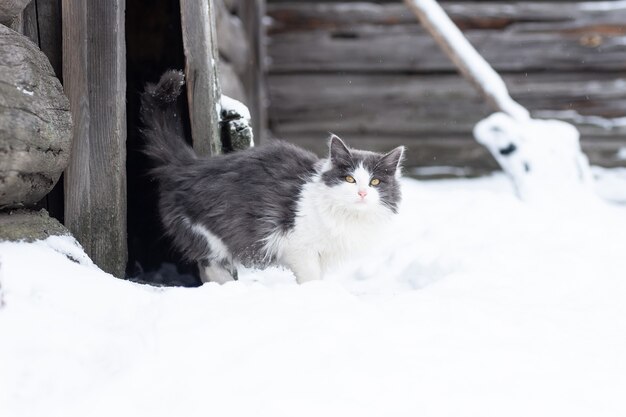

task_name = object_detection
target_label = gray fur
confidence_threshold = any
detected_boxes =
[140,71,404,277]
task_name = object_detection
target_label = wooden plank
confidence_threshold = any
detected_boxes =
[239,0,267,143]
[269,72,626,135]
[36,0,62,77]
[283,131,626,173]
[22,0,64,221]
[62,0,127,277]
[215,0,249,76]
[267,2,626,73]
[0,0,31,26]
[20,0,37,41]
[268,72,626,168]
[180,0,222,156]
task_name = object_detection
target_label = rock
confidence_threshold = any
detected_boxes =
[0,24,72,209]
[0,208,69,242]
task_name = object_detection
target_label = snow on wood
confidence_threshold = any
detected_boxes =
[404,0,594,199]
[404,0,528,121]
[474,113,593,200]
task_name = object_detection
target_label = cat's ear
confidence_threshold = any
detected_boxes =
[328,134,352,166]
[378,146,405,177]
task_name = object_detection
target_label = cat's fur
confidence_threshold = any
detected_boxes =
[140,70,404,284]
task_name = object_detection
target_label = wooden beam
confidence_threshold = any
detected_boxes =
[268,72,626,168]
[36,0,62,77]
[62,0,127,277]
[267,2,626,73]
[0,0,31,27]
[239,0,267,143]
[180,0,222,156]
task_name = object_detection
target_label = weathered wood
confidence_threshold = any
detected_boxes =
[216,0,249,76]
[269,72,626,133]
[23,0,64,220]
[218,59,247,103]
[268,72,626,168]
[62,0,127,277]
[403,0,528,120]
[20,0,37,40]
[267,2,626,73]
[281,132,501,175]
[0,24,72,209]
[35,0,62,77]
[180,0,222,156]
[239,0,267,142]
[0,0,31,26]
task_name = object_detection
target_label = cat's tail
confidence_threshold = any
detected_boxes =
[140,70,196,169]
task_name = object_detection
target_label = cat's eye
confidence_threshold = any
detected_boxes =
[370,178,380,186]
[345,175,355,183]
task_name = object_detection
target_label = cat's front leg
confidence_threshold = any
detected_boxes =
[198,259,237,284]
[284,252,322,284]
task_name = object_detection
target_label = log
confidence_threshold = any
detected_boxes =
[268,72,626,168]
[0,24,72,209]
[62,0,127,277]
[0,0,31,26]
[180,0,222,156]
[267,2,626,73]
[269,72,626,134]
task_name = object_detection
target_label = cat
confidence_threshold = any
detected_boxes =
[140,70,404,284]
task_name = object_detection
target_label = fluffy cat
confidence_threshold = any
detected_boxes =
[140,70,404,284]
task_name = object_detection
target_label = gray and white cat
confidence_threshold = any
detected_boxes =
[140,70,404,284]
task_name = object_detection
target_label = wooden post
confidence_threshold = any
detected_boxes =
[20,0,64,221]
[62,0,127,277]
[239,0,267,143]
[180,0,222,156]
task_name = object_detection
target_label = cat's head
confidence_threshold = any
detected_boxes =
[320,135,404,214]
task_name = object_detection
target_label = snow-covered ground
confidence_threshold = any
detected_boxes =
[1,171,626,417]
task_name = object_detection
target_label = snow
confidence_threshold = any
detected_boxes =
[220,94,251,121]
[406,0,592,200]
[16,86,34,96]
[535,110,626,131]
[2,173,626,417]
[474,112,593,201]
[579,0,626,11]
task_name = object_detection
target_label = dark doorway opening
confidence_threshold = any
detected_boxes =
[125,0,201,286]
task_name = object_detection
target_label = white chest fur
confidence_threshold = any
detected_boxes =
[278,179,391,283]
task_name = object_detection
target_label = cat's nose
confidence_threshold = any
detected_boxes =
[358,190,368,198]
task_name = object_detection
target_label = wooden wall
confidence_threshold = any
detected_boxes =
[265,0,626,174]
[217,0,267,142]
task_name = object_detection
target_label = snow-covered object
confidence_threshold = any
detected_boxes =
[474,113,593,201]
[405,0,594,201]
[404,0,529,121]
[220,94,254,149]
[2,175,626,417]
[220,94,251,121]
